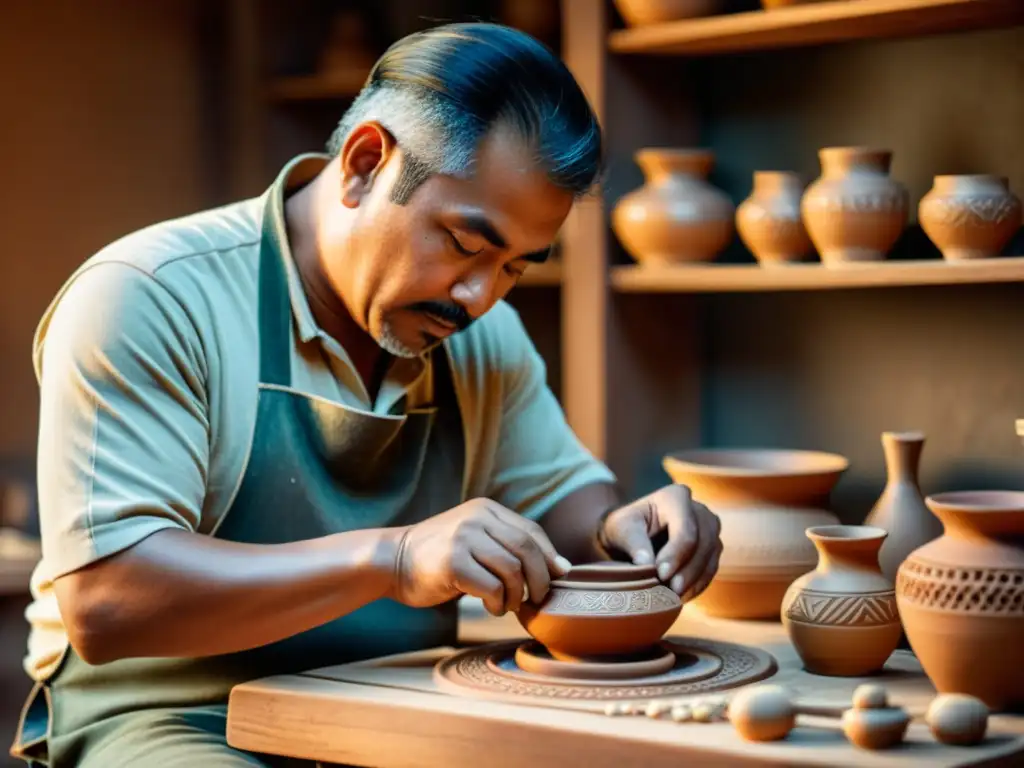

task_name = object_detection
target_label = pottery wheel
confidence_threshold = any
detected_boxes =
[508,640,716,684]
[434,636,777,702]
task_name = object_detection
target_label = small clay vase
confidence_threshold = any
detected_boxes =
[801,147,909,266]
[515,562,681,661]
[736,171,813,266]
[864,431,943,585]
[919,175,1022,261]
[612,148,735,265]
[896,491,1024,711]
[613,0,722,26]
[781,525,901,676]
[663,449,846,620]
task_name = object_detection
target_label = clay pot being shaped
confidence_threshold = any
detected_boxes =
[864,431,943,585]
[515,562,682,661]
[613,0,721,26]
[896,491,1024,711]
[736,171,813,266]
[612,148,735,265]
[919,175,1022,261]
[801,147,909,266]
[782,525,901,676]
[662,449,847,620]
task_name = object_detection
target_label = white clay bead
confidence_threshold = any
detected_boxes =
[671,705,692,722]
[852,684,889,710]
[646,701,670,718]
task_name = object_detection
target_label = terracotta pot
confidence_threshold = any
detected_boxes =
[662,449,847,619]
[781,525,901,676]
[801,147,909,266]
[614,0,721,26]
[612,148,735,265]
[864,431,943,585]
[919,175,1022,261]
[896,491,1024,710]
[761,0,832,8]
[515,562,681,661]
[736,171,813,266]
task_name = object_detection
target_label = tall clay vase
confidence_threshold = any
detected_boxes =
[801,147,909,266]
[736,171,813,266]
[864,431,943,585]
[662,449,847,620]
[612,148,735,265]
[919,175,1022,261]
[896,491,1024,711]
[782,525,901,676]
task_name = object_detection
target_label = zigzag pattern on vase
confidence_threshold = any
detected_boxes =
[784,589,899,627]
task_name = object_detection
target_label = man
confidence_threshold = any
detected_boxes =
[13,22,722,767]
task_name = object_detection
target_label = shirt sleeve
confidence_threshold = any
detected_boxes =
[34,261,210,581]
[483,309,616,522]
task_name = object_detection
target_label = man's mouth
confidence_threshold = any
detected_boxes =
[422,312,457,334]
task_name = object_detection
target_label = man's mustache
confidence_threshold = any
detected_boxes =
[409,301,474,332]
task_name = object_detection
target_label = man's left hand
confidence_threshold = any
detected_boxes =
[598,484,722,600]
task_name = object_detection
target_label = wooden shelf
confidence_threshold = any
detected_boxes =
[266,72,369,103]
[518,260,563,287]
[610,256,1024,293]
[608,0,1024,56]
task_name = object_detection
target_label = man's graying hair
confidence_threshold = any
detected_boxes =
[326,22,604,205]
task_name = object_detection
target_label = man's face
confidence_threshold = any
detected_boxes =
[325,122,575,357]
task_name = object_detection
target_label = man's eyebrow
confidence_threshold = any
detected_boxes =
[453,213,551,263]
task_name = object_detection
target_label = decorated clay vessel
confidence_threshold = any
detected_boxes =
[613,0,721,26]
[662,449,847,619]
[896,491,1024,711]
[864,431,943,585]
[612,148,735,265]
[782,525,901,676]
[736,171,813,266]
[801,147,909,265]
[515,562,681,661]
[919,175,1022,261]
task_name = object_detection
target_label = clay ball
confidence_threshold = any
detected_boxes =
[727,685,796,742]
[926,694,989,746]
[852,684,889,710]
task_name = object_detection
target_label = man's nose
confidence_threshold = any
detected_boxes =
[450,269,500,318]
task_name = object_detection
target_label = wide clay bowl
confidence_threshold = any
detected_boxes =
[514,562,682,661]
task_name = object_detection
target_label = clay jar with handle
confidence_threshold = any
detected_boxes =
[896,491,1024,710]
[662,449,847,620]
[919,175,1022,261]
[514,562,682,661]
[864,431,943,585]
[736,171,813,266]
[612,148,735,265]
[801,147,909,266]
[781,525,902,676]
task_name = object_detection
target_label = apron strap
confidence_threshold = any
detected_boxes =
[257,189,294,387]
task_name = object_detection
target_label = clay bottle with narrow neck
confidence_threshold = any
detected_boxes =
[864,431,943,584]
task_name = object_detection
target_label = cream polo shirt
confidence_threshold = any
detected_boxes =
[24,154,615,681]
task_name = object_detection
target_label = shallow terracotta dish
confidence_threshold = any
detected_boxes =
[515,562,682,661]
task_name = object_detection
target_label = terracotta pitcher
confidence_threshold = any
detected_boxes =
[896,491,1024,711]
[662,448,846,620]
[782,525,901,676]
[736,171,813,266]
[612,148,735,265]
[864,431,943,585]
[919,175,1022,261]
[801,147,908,266]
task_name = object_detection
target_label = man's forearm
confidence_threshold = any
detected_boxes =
[55,526,406,665]
[538,481,623,564]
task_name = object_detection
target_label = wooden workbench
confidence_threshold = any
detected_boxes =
[226,599,1024,766]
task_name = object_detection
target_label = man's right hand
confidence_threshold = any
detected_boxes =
[389,498,573,616]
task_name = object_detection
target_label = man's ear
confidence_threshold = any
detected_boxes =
[338,121,397,208]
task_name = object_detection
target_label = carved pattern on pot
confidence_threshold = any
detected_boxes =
[923,196,1022,226]
[895,561,1024,615]
[802,191,909,214]
[544,588,679,615]
[784,589,898,627]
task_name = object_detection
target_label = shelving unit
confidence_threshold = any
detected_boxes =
[558,0,1024,506]
[265,72,370,103]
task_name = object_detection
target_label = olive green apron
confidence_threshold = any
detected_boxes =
[12,179,466,767]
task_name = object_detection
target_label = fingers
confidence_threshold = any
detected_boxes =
[469,530,530,613]
[602,505,656,566]
[451,555,507,616]
[672,502,721,596]
[484,518,554,609]
[654,485,700,584]
[684,537,722,603]
[483,501,572,577]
